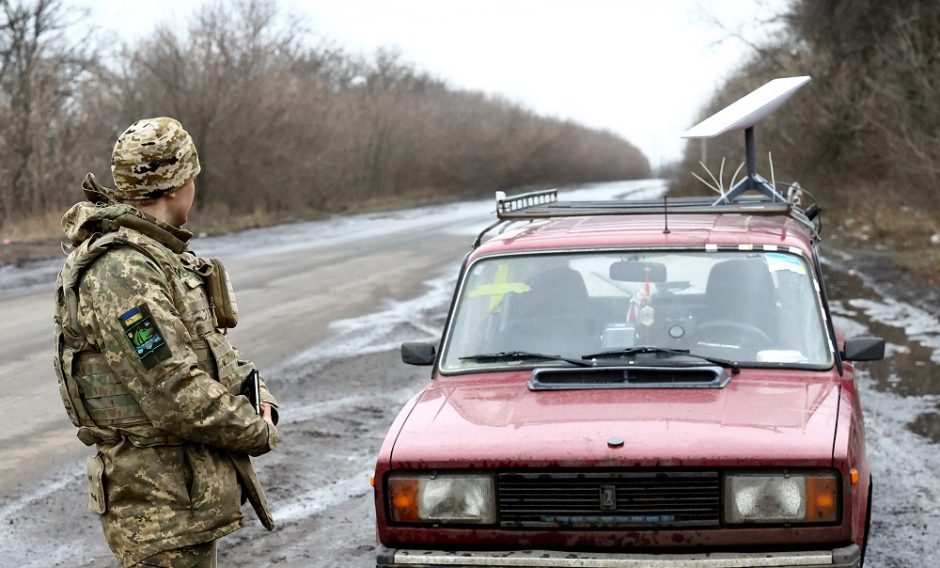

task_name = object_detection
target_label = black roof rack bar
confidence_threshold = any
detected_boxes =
[473,189,820,248]
[497,193,792,220]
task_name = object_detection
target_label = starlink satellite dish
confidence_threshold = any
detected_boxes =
[683,76,811,139]
[683,76,811,204]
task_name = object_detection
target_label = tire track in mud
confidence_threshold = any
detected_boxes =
[217,352,428,567]
[0,268,453,567]
[0,350,430,568]
[827,262,940,566]
[220,271,453,566]
[858,370,940,567]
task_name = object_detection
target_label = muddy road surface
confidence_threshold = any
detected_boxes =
[0,180,937,567]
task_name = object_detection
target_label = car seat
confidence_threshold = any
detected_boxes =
[502,266,596,357]
[699,258,778,350]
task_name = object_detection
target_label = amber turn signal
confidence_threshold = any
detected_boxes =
[806,475,838,522]
[850,468,859,485]
[388,477,419,521]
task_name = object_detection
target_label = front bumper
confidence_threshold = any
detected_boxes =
[377,544,860,568]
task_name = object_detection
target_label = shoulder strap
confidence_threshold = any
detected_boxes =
[57,232,170,349]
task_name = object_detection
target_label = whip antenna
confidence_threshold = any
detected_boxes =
[662,195,670,235]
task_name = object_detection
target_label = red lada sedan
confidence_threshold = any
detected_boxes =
[373,191,883,568]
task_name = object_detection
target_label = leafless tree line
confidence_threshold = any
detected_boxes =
[670,0,940,238]
[0,0,651,237]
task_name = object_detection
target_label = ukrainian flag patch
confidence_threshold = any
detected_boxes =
[119,304,170,369]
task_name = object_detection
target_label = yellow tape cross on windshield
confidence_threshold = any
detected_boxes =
[466,262,530,313]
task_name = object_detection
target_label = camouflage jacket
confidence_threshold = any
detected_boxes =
[54,192,279,567]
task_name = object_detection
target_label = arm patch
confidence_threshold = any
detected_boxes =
[119,304,171,369]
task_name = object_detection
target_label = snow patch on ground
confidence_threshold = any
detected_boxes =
[275,460,373,523]
[848,297,940,364]
[283,268,456,369]
[858,369,940,566]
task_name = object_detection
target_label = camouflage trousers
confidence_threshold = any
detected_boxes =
[131,540,217,568]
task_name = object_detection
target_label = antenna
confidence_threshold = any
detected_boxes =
[683,76,811,205]
[662,195,670,234]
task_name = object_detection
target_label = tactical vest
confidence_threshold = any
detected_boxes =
[54,223,241,447]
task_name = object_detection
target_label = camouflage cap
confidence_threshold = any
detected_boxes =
[111,117,201,201]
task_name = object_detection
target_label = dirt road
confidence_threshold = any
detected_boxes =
[0,180,936,567]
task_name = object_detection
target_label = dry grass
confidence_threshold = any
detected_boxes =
[827,183,940,250]
[187,188,460,237]
[825,182,940,285]
[0,210,63,242]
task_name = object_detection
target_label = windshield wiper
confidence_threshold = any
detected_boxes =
[460,351,594,367]
[581,346,740,372]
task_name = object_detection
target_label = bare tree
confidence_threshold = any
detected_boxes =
[1,0,651,238]
[670,0,940,243]
[0,0,97,230]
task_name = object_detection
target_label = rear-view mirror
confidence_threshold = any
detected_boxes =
[609,261,667,283]
[401,342,436,366]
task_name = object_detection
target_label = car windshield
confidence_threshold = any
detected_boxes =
[440,250,833,372]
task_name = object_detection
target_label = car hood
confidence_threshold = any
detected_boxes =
[390,370,840,469]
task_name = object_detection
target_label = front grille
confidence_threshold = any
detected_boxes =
[498,471,720,529]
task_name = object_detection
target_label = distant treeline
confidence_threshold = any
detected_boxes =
[670,0,939,246]
[0,0,650,237]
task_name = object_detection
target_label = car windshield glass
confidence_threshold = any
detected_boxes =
[440,250,832,372]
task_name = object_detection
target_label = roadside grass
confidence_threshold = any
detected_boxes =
[827,184,940,285]
[188,187,457,236]
[829,185,939,249]
[0,210,63,242]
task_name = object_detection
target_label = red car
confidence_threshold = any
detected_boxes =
[373,188,883,568]
[373,77,883,567]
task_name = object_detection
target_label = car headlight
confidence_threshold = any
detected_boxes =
[388,473,496,524]
[724,472,838,524]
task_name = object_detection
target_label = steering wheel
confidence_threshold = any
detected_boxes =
[694,320,774,351]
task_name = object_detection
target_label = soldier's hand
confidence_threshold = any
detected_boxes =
[261,403,275,427]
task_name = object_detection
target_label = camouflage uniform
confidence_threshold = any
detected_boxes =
[53,118,278,567]
[110,117,202,201]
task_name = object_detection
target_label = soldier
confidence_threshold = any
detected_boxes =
[53,117,279,568]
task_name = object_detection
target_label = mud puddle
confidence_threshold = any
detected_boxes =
[824,263,940,443]
[822,259,940,567]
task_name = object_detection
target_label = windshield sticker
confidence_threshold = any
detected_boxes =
[466,262,531,313]
[766,253,806,275]
[757,349,809,363]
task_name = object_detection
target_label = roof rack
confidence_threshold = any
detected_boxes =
[473,188,820,248]
[495,190,795,220]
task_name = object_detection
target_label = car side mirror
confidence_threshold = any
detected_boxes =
[843,337,885,361]
[401,342,436,366]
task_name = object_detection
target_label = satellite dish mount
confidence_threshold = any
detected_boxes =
[683,76,812,205]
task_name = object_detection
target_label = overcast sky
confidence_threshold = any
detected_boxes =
[81,0,786,167]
